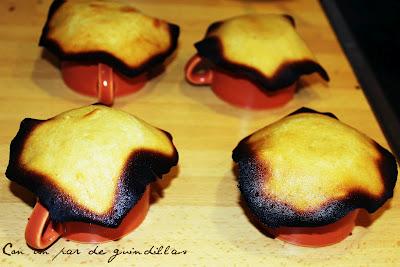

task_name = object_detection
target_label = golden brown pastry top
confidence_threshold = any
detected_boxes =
[39,0,179,77]
[195,14,329,91]
[6,105,178,227]
[232,107,397,227]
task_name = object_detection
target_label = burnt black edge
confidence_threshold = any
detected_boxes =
[282,14,296,27]
[235,158,352,228]
[232,135,252,163]
[5,115,179,228]
[234,154,397,228]
[320,0,400,161]
[194,37,329,92]
[374,141,398,206]
[205,21,223,35]
[6,118,43,181]
[112,147,179,225]
[287,107,338,119]
[39,0,180,77]
[38,0,65,51]
[108,130,179,227]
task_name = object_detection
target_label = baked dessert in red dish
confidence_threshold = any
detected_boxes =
[186,14,329,109]
[6,104,178,249]
[40,0,179,77]
[39,0,180,105]
[232,107,397,246]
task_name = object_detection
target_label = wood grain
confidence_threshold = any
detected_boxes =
[0,0,398,266]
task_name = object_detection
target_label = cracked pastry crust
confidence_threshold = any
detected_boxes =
[232,107,397,227]
[39,0,180,77]
[6,105,178,227]
[195,14,329,91]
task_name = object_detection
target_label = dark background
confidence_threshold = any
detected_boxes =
[321,0,400,159]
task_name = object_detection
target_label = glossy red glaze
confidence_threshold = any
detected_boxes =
[185,54,295,109]
[61,61,147,106]
[268,209,359,247]
[25,187,150,249]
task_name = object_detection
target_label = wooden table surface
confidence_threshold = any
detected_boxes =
[0,0,399,266]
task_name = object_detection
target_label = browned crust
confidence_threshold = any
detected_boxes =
[194,15,329,92]
[5,116,179,228]
[232,107,398,227]
[39,0,180,77]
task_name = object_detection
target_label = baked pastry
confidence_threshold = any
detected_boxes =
[232,107,397,228]
[6,104,178,227]
[194,14,329,91]
[39,0,180,76]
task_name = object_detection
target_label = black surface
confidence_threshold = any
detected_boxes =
[320,0,400,160]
